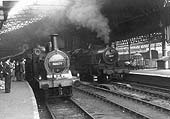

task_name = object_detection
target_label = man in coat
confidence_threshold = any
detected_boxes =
[20,58,25,81]
[3,58,12,93]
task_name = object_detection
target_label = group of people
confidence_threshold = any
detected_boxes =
[0,58,25,93]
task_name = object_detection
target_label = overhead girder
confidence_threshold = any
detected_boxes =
[101,0,166,41]
[0,0,169,58]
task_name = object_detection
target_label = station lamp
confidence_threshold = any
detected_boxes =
[0,1,18,29]
[0,8,4,21]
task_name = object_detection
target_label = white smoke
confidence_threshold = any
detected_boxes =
[9,0,111,44]
[66,0,111,44]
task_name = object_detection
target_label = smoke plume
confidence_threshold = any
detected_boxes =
[8,0,111,44]
[66,0,111,44]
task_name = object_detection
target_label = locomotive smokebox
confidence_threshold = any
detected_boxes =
[50,34,59,50]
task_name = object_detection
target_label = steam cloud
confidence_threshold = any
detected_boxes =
[66,0,111,44]
[9,0,111,44]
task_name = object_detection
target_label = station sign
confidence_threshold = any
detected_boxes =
[117,42,162,54]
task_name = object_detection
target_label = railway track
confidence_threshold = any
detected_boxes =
[76,82,170,119]
[45,97,94,119]
[73,86,149,119]
[111,82,170,108]
[126,82,170,96]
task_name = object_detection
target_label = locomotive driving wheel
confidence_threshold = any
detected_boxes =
[79,73,93,82]
[98,74,107,83]
[97,70,111,83]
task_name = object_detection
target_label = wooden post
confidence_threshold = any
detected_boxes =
[114,41,117,48]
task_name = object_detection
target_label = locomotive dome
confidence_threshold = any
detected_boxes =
[44,50,70,75]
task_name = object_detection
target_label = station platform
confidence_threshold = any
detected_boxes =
[127,69,170,88]
[0,81,40,119]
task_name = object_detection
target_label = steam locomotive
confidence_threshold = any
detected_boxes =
[70,45,129,83]
[31,34,79,97]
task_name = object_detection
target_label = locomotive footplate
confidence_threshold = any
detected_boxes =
[103,69,114,75]
[38,77,80,89]
[103,69,127,80]
[39,78,73,89]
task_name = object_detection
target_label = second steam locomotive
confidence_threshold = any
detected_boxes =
[70,45,129,83]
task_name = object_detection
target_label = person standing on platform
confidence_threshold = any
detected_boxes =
[3,58,12,93]
[20,58,25,81]
[15,61,20,81]
[0,61,4,80]
[0,61,4,90]
[11,60,16,81]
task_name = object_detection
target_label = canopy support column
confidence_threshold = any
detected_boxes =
[148,35,152,60]
[128,39,131,61]
[162,26,169,69]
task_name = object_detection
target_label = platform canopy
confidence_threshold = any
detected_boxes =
[0,0,169,58]
[101,0,168,41]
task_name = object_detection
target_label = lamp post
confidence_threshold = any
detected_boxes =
[0,7,5,29]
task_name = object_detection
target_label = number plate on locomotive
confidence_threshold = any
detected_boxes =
[52,62,63,66]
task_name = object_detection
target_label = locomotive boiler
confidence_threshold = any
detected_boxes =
[32,34,79,97]
[71,45,129,83]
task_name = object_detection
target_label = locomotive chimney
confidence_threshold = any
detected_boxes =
[50,34,59,50]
